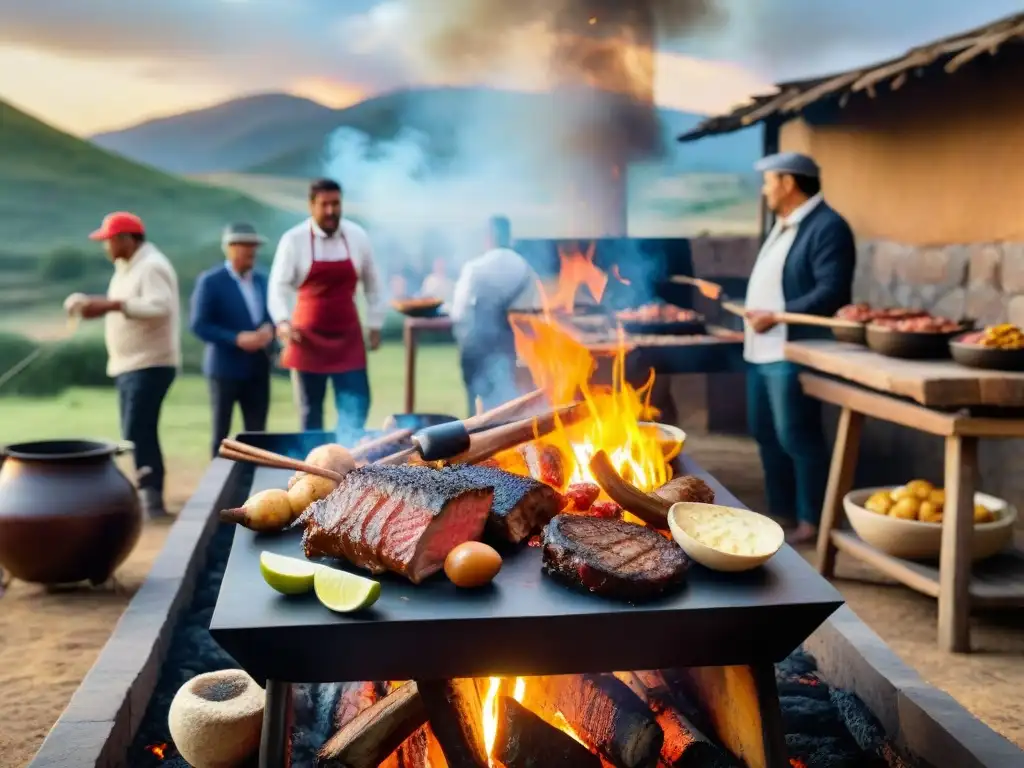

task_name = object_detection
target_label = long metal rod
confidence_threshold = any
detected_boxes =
[259,679,293,767]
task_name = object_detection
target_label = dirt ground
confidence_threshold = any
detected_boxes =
[1,437,1022,766]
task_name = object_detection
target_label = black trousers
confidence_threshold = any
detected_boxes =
[208,373,271,458]
[115,366,176,494]
[291,368,370,440]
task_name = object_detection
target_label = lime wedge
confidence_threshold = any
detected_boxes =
[260,551,317,595]
[314,566,381,613]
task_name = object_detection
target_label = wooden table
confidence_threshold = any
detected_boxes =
[402,316,454,413]
[785,340,1024,653]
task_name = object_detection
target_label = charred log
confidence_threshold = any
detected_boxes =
[317,682,428,768]
[416,678,488,767]
[334,681,382,730]
[525,673,663,768]
[494,695,601,768]
[614,673,736,768]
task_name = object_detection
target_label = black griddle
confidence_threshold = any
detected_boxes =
[208,431,842,766]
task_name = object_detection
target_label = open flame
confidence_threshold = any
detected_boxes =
[511,277,671,496]
[548,241,607,313]
[481,677,589,765]
[146,743,168,760]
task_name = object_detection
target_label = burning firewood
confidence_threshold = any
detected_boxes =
[317,682,428,768]
[416,678,489,767]
[523,673,663,768]
[614,673,736,768]
[494,695,601,768]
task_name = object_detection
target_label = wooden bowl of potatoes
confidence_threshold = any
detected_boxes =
[844,480,1015,561]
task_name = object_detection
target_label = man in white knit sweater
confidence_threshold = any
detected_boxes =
[64,212,180,518]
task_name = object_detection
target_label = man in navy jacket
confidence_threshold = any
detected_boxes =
[190,223,275,457]
[743,153,856,545]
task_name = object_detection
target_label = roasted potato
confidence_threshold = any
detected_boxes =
[890,497,920,520]
[890,486,917,502]
[928,488,945,506]
[865,491,894,515]
[974,504,996,524]
[918,501,944,523]
[905,479,934,500]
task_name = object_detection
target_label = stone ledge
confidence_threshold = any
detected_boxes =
[806,606,1023,768]
[27,459,241,768]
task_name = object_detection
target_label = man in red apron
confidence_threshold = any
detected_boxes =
[267,178,384,437]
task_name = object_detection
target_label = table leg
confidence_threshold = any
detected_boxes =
[259,679,293,768]
[816,407,863,578]
[403,321,416,414]
[938,435,979,653]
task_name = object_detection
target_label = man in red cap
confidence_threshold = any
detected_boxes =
[64,212,181,519]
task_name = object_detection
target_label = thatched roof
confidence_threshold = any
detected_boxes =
[679,11,1024,142]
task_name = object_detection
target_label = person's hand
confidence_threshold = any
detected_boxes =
[236,331,265,352]
[79,297,117,319]
[256,323,275,346]
[276,322,300,345]
[63,292,88,317]
[745,310,778,334]
[368,329,382,351]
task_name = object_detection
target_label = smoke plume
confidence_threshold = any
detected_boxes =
[324,0,726,278]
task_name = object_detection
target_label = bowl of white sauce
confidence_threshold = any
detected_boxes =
[667,502,784,572]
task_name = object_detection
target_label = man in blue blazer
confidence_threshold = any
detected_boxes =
[742,152,856,545]
[190,223,275,457]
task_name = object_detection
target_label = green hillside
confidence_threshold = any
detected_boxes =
[0,99,299,260]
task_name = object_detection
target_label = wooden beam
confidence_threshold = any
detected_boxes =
[816,406,864,577]
[938,436,979,653]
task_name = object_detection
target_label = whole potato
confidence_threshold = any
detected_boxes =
[973,504,995,524]
[287,474,338,518]
[305,443,356,476]
[918,501,943,523]
[905,479,934,500]
[864,492,894,515]
[890,486,916,502]
[928,488,945,506]
[890,497,920,520]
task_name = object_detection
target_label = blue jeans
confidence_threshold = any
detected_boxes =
[459,349,522,416]
[115,366,176,496]
[292,369,370,440]
[746,361,829,525]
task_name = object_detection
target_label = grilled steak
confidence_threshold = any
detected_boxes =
[445,464,564,543]
[297,465,493,583]
[542,515,689,600]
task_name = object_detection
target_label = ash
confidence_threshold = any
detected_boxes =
[128,523,930,768]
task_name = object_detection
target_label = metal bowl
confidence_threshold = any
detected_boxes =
[949,334,1024,371]
[865,323,969,359]
[392,298,444,318]
[831,323,866,345]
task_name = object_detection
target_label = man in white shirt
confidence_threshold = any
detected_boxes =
[268,178,384,437]
[64,212,180,518]
[450,216,539,414]
[742,153,856,545]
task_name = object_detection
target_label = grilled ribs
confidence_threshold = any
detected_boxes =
[542,515,690,600]
[297,465,493,583]
[444,464,564,544]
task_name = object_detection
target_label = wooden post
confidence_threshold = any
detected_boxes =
[938,435,979,653]
[816,406,864,577]
[404,319,417,414]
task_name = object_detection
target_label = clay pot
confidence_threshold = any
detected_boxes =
[168,670,264,768]
[0,439,142,585]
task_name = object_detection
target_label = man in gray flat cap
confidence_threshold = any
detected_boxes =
[743,152,856,545]
[189,223,275,456]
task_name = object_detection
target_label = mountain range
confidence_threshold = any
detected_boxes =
[0,99,295,260]
[92,88,761,179]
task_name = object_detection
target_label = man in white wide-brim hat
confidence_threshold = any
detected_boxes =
[189,222,275,457]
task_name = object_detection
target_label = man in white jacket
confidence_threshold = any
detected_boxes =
[64,212,180,518]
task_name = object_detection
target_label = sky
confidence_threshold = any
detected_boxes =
[0,0,1021,136]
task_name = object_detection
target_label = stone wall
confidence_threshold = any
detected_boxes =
[848,240,1024,514]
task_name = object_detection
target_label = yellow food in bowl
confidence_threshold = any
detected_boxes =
[861,480,999,525]
[667,503,784,572]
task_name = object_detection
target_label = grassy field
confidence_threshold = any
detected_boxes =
[0,342,466,493]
